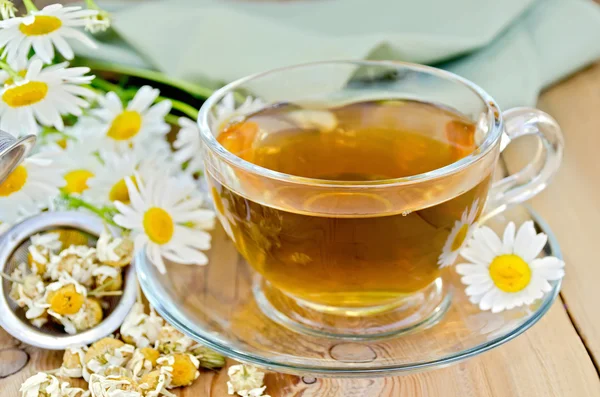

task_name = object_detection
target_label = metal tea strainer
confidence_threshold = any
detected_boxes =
[0,130,35,184]
[0,212,137,349]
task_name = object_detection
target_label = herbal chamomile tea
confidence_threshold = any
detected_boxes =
[209,100,492,309]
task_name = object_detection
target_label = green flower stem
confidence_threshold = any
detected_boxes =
[165,114,180,125]
[90,77,125,97]
[0,60,21,82]
[159,96,199,120]
[22,0,38,12]
[74,60,214,99]
[60,193,120,228]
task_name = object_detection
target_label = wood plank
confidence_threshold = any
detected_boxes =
[503,61,600,368]
[2,296,598,396]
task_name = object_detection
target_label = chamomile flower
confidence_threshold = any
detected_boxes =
[20,372,87,397]
[0,4,99,64]
[156,325,194,354]
[0,151,65,224]
[96,230,134,268]
[88,87,172,153]
[61,144,104,195]
[83,0,111,34]
[113,169,215,274]
[59,347,87,378]
[86,150,140,205]
[456,221,565,313]
[0,59,95,137]
[438,199,479,268]
[121,302,164,348]
[139,368,175,397]
[213,92,264,132]
[173,117,204,175]
[156,353,199,388]
[227,364,266,396]
[88,374,142,397]
[0,0,16,20]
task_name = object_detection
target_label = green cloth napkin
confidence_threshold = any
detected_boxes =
[74,0,600,109]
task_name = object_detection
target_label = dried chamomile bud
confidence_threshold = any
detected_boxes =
[121,303,164,348]
[28,232,62,276]
[126,347,159,378]
[84,338,134,378]
[97,230,134,268]
[66,298,104,334]
[139,368,175,397]
[190,343,226,369]
[238,386,271,397]
[286,109,338,132]
[46,284,86,316]
[85,338,126,364]
[156,325,193,354]
[157,353,200,388]
[19,372,87,397]
[88,374,142,397]
[48,245,97,287]
[59,346,87,378]
[9,264,45,307]
[227,364,266,395]
[93,265,122,291]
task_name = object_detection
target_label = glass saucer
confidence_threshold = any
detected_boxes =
[137,204,561,377]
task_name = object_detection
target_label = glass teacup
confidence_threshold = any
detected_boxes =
[198,61,563,337]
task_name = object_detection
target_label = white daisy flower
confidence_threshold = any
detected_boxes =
[456,221,565,313]
[0,4,99,64]
[60,142,104,196]
[113,169,215,274]
[0,59,95,137]
[84,2,111,34]
[86,150,140,206]
[213,92,264,132]
[173,117,204,175]
[438,199,479,268]
[0,0,16,20]
[227,364,266,396]
[0,151,65,224]
[87,86,172,153]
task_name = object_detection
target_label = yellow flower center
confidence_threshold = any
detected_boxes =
[143,207,174,244]
[48,284,84,315]
[2,81,48,108]
[56,138,67,149]
[19,15,62,36]
[0,165,27,196]
[489,254,532,293]
[64,170,94,194]
[5,70,27,87]
[107,111,142,141]
[451,224,469,251]
[109,179,130,203]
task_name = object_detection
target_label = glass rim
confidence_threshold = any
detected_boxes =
[197,60,502,188]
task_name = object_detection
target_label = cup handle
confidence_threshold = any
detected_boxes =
[483,107,564,220]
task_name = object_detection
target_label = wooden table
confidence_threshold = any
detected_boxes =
[1,4,600,388]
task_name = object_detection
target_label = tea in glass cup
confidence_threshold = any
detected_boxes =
[199,61,563,337]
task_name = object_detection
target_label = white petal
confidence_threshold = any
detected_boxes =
[502,222,515,253]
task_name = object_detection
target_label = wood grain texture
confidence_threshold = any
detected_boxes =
[503,61,600,370]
